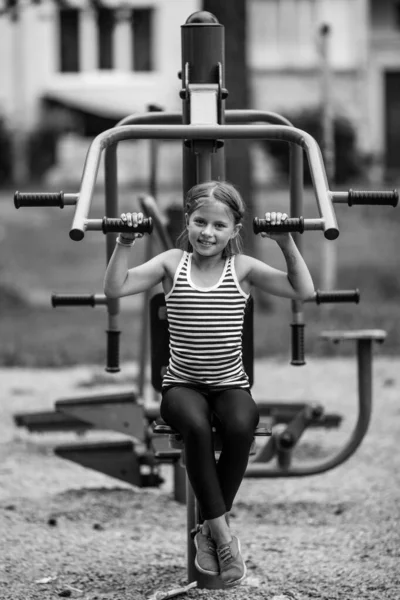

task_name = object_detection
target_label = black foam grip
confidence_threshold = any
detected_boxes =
[253,217,305,234]
[106,330,120,373]
[291,323,305,366]
[14,191,64,208]
[348,189,398,207]
[52,294,96,307]
[315,289,360,304]
[102,217,153,234]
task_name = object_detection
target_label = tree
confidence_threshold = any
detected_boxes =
[202,0,254,255]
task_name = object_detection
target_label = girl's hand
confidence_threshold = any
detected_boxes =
[120,212,145,240]
[261,211,290,243]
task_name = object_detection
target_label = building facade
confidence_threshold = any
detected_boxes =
[0,0,399,180]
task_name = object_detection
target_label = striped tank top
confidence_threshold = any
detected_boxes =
[162,251,250,389]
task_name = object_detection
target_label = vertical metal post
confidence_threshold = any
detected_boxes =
[181,12,226,198]
[104,144,121,372]
[181,11,227,590]
[195,143,213,183]
[174,460,187,504]
[147,103,163,198]
[356,339,373,439]
[137,108,162,399]
[186,476,197,583]
[319,23,337,291]
[289,144,306,365]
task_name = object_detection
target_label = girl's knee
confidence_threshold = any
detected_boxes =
[185,416,212,440]
[224,418,257,441]
[224,407,259,438]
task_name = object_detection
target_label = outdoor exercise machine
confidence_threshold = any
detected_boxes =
[13,10,397,590]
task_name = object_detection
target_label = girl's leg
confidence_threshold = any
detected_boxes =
[160,386,227,520]
[211,388,259,513]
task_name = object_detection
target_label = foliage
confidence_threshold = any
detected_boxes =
[262,107,364,184]
[27,106,77,180]
[0,116,12,185]
[27,124,58,180]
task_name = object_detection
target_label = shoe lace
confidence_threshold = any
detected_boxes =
[206,540,216,552]
[218,544,233,564]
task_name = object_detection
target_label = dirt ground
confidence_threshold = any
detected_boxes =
[1,355,399,600]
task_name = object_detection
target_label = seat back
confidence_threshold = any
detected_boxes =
[150,292,254,392]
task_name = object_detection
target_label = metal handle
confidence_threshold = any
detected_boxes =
[101,217,153,234]
[348,189,398,207]
[291,323,305,366]
[14,191,78,209]
[51,294,107,307]
[106,330,120,373]
[254,217,305,234]
[314,289,360,304]
[253,216,327,235]
[69,124,339,241]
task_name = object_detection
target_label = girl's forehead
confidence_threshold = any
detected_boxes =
[191,199,233,221]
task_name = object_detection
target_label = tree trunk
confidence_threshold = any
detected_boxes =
[202,0,254,255]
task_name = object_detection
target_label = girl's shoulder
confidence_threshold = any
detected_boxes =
[233,253,256,276]
[162,248,185,278]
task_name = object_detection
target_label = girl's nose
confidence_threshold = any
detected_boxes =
[203,224,213,236]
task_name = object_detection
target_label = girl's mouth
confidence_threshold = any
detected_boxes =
[198,239,214,246]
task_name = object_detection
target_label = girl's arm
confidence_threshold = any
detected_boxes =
[104,241,172,298]
[104,210,176,298]
[244,211,315,300]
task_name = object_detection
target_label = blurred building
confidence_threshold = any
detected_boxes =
[0,0,197,129]
[0,0,399,182]
[248,0,400,179]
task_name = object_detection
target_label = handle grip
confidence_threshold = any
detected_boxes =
[52,294,98,307]
[14,191,66,208]
[106,330,120,373]
[101,217,153,234]
[315,289,360,304]
[348,189,398,207]
[291,323,305,366]
[253,217,305,234]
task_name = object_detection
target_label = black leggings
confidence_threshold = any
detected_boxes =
[160,385,259,520]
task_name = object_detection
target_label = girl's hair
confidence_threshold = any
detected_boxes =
[177,181,246,257]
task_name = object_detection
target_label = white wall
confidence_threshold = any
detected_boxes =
[248,0,368,71]
[0,0,200,129]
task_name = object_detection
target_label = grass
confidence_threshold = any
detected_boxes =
[0,184,399,367]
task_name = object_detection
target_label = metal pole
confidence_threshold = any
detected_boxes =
[104,144,121,372]
[195,143,214,183]
[289,143,306,364]
[181,12,226,198]
[319,23,337,291]
[137,105,163,399]
[181,11,226,590]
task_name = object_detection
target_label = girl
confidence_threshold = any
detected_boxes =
[104,181,314,587]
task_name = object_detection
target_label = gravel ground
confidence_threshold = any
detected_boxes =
[1,355,399,600]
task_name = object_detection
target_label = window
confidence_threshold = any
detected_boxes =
[395,1,400,29]
[131,8,153,71]
[98,8,114,69]
[59,9,80,73]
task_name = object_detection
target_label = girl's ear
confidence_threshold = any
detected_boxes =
[231,223,242,239]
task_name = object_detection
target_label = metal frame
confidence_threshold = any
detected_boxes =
[69,124,339,242]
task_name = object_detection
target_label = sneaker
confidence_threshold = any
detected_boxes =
[216,536,247,586]
[194,532,219,576]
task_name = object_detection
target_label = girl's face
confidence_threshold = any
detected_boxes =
[185,199,241,257]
